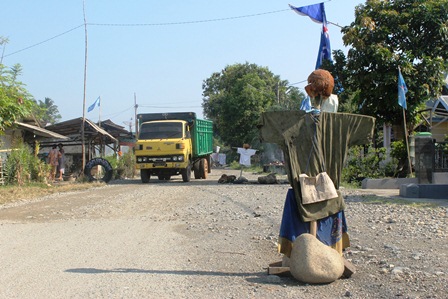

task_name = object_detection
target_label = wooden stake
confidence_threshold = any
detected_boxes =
[310,220,317,237]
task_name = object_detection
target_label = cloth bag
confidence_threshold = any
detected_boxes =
[299,172,338,204]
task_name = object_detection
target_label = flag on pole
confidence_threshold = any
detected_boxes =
[88,96,100,113]
[289,3,325,23]
[398,69,408,110]
[315,20,332,69]
[289,3,332,69]
[300,96,312,111]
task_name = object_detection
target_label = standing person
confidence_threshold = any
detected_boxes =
[56,143,65,180]
[47,144,59,182]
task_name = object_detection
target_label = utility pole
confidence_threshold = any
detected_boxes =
[134,92,138,136]
[277,81,280,104]
[123,117,133,134]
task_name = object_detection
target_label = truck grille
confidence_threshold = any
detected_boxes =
[136,155,184,163]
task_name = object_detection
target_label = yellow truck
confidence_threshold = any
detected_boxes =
[135,112,213,183]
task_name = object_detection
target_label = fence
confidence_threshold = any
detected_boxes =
[434,141,448,172]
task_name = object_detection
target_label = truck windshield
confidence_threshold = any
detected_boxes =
[139,122,183,139]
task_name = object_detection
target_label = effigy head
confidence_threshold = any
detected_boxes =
[305,69,334,99]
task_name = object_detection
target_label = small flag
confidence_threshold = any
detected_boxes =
[88,96,100,113]
[398,69,408,110]
[300,96,312,111]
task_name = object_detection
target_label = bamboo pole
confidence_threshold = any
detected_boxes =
[81,0,88,171]
[403,108,413,177]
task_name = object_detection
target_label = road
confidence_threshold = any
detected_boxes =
[0,170,285,299]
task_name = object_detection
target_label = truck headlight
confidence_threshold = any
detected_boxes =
[172,156,178,161]
[137,157,142,162]
[178,156,184,161]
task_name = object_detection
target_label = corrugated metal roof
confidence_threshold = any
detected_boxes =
[15,122,69,139]
[45,117,117,143]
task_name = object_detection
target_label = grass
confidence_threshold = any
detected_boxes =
[228,161,265,174]
[0,181,104,206]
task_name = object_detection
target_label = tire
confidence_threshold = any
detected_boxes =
[181,164,191,182]
[141,169,150,183]
[199,158,208,179]
[193,160,201,179]
[84,158,113,183]
[207,156,212,174]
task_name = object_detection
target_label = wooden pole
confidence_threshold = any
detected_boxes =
[403,108,413,177]
[134,92,138,136]
[98,96,101,128]
[81,0,88,171]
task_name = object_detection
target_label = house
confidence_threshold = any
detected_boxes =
[40,118,132,176]
[0,120,69,161]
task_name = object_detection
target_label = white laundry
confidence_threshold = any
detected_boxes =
[218,153,227,165]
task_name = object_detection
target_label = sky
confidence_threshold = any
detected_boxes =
[1,0,364,131]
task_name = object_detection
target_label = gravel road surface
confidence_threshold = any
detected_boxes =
[0,169,447,299]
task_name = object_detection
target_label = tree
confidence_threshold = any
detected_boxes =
[202,62,304,147]
[35,97,61,125]
[0,62,33,134]
[340,0,448,128]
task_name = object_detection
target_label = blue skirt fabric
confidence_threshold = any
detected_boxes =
[278,188,350,257]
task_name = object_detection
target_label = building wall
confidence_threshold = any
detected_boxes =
[431,121,448,142]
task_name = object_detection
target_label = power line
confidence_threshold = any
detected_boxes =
[138,104,202,109]
[3,9,289,58]
[289,79,308,85]
[3,24,84,58]
[102,106,134,119]
[88,9,289,27]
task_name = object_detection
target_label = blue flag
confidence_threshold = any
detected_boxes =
[289,3,332,69]
[88,96,100,113]
[289,3,325,23]
[300,96,312,111]
[315,21,332,69]
[398,69,408,110]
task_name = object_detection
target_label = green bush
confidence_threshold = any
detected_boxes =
[105,151,136,179]
[342,145,396,186]
[3,140,49,185]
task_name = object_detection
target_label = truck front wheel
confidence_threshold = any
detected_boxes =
[193,160,201,179]
[181,164,192,182]
[141,169,150,183]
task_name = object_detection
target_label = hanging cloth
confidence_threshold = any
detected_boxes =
[299,113,338,204]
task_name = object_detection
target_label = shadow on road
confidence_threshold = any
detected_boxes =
[64,267,303,286]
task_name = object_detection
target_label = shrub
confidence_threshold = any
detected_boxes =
[105,151,136,179]
[342,145,395,186]
[3,140,49,185]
